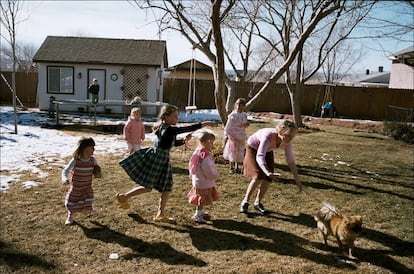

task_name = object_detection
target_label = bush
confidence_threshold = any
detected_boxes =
[383,121,414,143]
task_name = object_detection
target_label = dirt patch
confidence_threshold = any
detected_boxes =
[252,112,384,133]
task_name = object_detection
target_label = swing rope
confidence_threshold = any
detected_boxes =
[186,47,197,112]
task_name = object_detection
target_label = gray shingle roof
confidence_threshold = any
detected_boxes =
[33,36,168,67]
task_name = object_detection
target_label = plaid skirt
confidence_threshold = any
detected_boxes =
[243,145,274,182]
[119,147,173,192]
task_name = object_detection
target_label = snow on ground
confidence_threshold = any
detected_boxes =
[0,106,221,192]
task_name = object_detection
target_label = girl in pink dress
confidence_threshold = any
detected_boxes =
[61,137,102,225]
[223,98,249,174]
[123,107,146,154]
[187,130,220,223]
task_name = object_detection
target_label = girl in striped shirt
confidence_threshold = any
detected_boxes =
[62,137,102,225]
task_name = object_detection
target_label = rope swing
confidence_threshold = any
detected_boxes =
[185,47,197,113]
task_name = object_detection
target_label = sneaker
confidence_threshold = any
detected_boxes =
[240,201,249,213]
[254,203,269,215]
[65,215,73,225]
[229,168,235,174]
[235,168,242,174]
[191,215,206,224]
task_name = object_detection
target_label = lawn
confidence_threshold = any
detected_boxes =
[1,117,413,273]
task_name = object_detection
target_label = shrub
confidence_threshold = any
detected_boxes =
[383,121,414,144]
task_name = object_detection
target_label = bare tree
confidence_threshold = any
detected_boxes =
[1,0,26,134]
[1,42,37,71]
[131,1,379,126]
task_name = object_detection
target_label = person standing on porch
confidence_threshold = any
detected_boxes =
[88,78,100,105]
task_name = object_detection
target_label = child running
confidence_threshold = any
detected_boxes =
[187,130,220,224]
[61,137,102,225]
[124,107,146,154]
[223,98,249,174]
[116,104,216,222]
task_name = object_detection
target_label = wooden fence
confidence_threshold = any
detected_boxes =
[1,72,413,121]
[164,79,413,121]
[0,72,38,107]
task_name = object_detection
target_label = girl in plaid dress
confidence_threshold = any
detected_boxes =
[116,104,216,222]
[62,137,102,225]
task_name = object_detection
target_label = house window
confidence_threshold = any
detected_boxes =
[47,66,74,94]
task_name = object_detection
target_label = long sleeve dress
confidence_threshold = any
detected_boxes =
[62,157,99,214]
[187,147,220,206]
[119,122,202,192]
[223,111,248,163]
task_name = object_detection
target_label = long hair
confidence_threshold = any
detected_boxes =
[152,104,179,134]
[73,137,95,159]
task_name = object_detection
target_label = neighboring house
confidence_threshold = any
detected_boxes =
[165,59,213,80]
[305,67,390,87]
[389,46,414,90]
[357,67,390,88]
[33,36,167,114]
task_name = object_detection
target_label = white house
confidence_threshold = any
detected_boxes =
[33,36,168,114]
[389,46,414,90]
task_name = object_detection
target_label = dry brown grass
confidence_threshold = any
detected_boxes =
[1,118,413,273]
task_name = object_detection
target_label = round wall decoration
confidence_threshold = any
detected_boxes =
[111,73,118,81]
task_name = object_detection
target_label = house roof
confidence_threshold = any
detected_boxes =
[390,46,414,66]
[33,36,168,67]
[167,59,212,72]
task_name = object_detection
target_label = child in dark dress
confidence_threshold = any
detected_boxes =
[116,104,216,222]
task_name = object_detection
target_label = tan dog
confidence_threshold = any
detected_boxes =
[314,203,363,259]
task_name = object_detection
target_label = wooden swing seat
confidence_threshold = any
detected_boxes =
[185,105,198,112]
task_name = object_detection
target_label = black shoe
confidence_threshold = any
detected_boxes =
[254,203,269,214]
[235,168,242,174]
[240,201,249,213]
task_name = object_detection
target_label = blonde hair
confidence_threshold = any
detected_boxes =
[73,137,95,159]
[152,104,179,134]
[276,120,298,134]
[130,107,141,116]
[234,98,246,109]
[193,130,216,143]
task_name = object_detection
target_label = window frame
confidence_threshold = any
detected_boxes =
[47,66,75,94]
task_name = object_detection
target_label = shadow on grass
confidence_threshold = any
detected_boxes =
[0,241,56,271]
[286,164,414,201]
[184,219,344,268]
[76,221,206,267]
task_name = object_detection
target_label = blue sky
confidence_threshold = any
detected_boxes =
[9,1,414,73]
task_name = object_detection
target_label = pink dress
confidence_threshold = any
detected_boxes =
[223,111,248,162]
[187,147,220,206]
[123,116,145,145]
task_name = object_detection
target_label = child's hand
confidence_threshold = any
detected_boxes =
[296,180,303,193]
[185,133,192,142]
[93,165,102,178]
[268,172,281,181]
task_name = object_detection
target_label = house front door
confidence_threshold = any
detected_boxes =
[88,69,106,112]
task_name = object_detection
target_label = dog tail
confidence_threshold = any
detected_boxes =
[315,202,337,221]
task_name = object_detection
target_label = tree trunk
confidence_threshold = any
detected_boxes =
[290,83,304,127]
[211,0,227,124]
